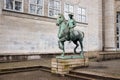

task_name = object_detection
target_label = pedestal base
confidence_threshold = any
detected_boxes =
[51,57,89,75]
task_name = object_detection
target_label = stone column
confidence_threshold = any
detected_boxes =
[98,0,103,51]
[0,1,1,13]
[104,0,116,51]
[0,0,3,25]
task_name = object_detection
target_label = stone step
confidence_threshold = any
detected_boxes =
[69,70,120,80]
[97,52,120,61]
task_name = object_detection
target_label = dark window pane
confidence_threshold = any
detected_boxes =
[6,0,13,9]
[49,0,54,8]
[37,0,43,5]
[54,10,60,15]
[30,4,36,14]
[49,0,60,17]
[117,27,119,35]
[49,9,54,16]
[117,37,119,41]
[15,1,22,11]
[117,43,119,48]
[117,31,119,35]
[37,6,42,15]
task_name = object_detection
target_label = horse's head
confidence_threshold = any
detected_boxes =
[56,14,65,26]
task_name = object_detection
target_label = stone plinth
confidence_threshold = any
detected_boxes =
[51,57,89,75]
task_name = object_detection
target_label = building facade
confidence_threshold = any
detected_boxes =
[0,0,119,54]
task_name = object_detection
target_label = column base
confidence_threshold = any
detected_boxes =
[104,47,117,51]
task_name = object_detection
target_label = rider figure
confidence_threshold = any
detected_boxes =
[67,13,76,40]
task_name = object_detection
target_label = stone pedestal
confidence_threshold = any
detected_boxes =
[51,57,89,75]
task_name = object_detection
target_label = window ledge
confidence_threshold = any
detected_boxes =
[76,21,88,25]
[3,9,23,13]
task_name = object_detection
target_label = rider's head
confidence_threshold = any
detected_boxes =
[68,13,74,19]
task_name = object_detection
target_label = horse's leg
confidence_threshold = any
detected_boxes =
[60,41,65,57]
[73,41,79,54]
[58,41,61,49]
[79,40,84,56]
[58,37,65,50]
[58,41,65,57]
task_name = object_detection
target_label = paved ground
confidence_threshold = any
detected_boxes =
[0,58,120,79]
[74,59,120,78]
[0,70,79,80]
[0,58,51,70]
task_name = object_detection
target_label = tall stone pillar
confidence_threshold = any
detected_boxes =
[98,0,103,51]
[0,0,5,25]
[0,0,3,24]
[104,0,116,51]
[0,0,2,14]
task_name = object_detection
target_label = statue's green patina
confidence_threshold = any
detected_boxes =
[56,14,84,58]
[67,13,76,40]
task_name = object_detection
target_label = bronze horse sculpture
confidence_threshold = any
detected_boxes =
[56,14,84,57]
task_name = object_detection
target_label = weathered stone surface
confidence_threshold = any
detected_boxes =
[0,0,104,54]
[51,58,89,75]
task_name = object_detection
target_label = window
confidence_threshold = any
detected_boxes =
[5,0,23,12]
[64,4,74,20]
[48,0,61,17]
[29,0,44,15]
[76,7,86,23]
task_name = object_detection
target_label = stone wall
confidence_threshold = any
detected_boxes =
[0,0,103,54]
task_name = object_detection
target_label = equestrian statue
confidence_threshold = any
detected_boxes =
[56,13,84,58]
